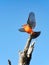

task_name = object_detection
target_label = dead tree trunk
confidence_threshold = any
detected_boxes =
[18,34,35,65]
[8,34,35,65]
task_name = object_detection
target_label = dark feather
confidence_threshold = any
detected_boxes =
[31,31,41,39]
[27,12,36,29]
[19,28,25,32]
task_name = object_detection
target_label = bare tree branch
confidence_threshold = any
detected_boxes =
[27,42,35,57]
[8,34,35,65]
[18,34,35,65]
[24,34,33,53]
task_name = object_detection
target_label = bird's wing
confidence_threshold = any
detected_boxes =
[19,28,25,32]
[27,12,36,29]
[31,31,41,39]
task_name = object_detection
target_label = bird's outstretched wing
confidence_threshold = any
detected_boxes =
[27,12,36,29]
[31,31,41,39]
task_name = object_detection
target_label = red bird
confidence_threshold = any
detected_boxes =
[19,12,41,39]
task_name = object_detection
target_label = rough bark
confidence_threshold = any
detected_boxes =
[8,34,35,65]
[18,34,35,65]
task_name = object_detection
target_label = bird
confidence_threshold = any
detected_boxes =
[19,12,41,39]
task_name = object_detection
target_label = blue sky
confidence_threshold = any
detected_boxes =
[0,0,49,65]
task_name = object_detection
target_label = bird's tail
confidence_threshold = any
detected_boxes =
[31,31,41,39]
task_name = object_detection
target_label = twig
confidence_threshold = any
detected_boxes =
[8,59,11,65]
